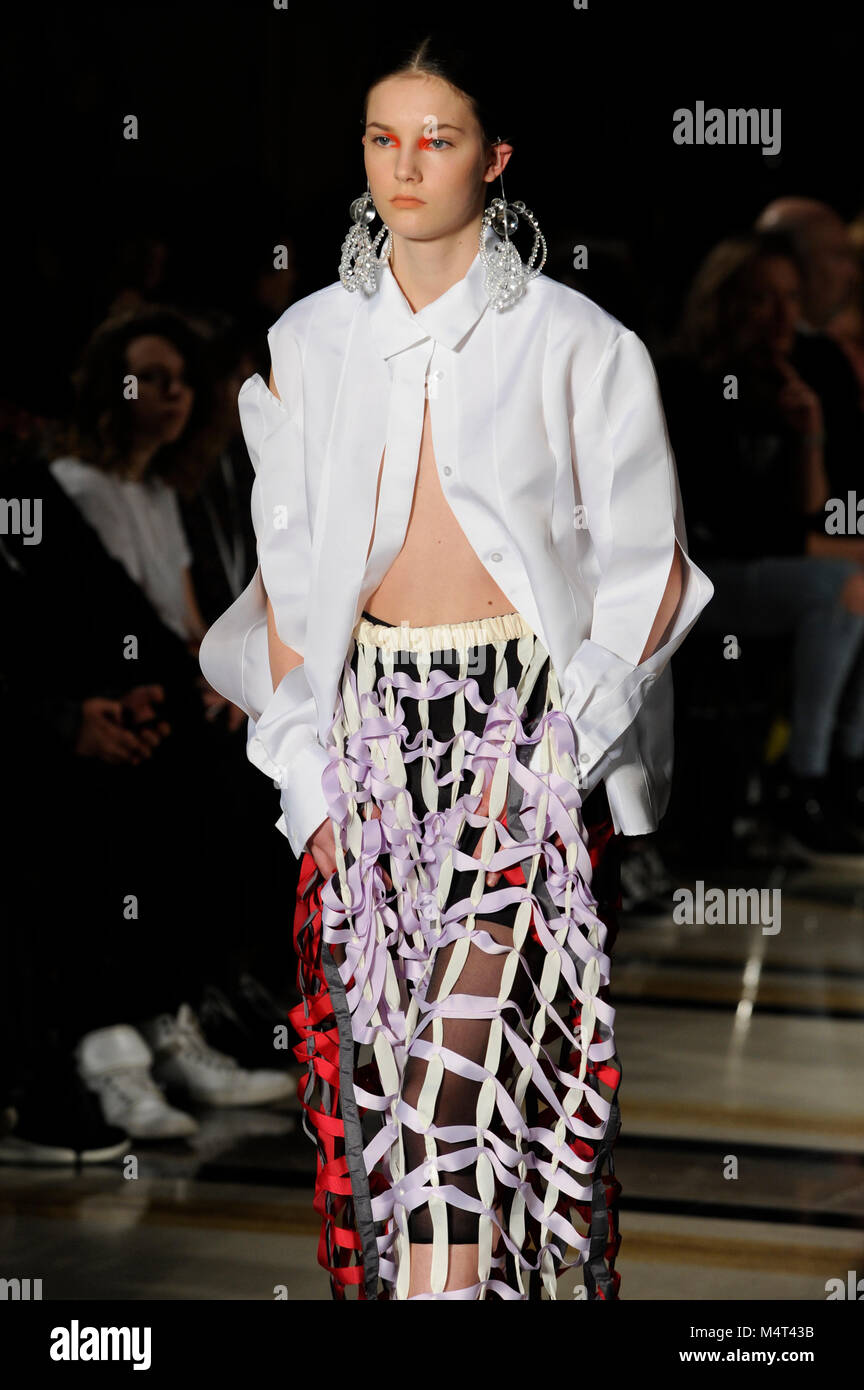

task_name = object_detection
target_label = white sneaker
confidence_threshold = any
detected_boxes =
[139,1003,294,1108]
[75,1025,199,1140]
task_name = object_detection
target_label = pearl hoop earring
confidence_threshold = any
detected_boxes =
[338,179,391,295]
[478,139,547,310]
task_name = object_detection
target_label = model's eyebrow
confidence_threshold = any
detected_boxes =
[366,121,465,133]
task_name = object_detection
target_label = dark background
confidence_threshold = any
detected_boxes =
[2,0,860,411]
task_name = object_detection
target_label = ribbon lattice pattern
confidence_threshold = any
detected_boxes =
[287,614,623,1300]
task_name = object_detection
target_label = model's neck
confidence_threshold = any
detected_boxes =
[388,221,483,313]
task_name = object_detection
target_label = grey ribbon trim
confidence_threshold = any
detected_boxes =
[319,936,382,1300]
[582,1092,622,1299]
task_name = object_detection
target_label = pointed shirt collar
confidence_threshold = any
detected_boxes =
[363,235,492,359]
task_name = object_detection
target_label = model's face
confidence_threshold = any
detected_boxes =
[125,334,194,447]
[363,75,501,243]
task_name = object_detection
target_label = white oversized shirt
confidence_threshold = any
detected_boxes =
[198,235,713,857]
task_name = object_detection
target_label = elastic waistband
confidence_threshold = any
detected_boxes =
[353,609,535,653]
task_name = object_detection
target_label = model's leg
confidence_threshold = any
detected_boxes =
[398,911,536,1298]
[390,628,579,1299]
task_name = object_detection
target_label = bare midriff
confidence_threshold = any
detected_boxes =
[364,392,518,626]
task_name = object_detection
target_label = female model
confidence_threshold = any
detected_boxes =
[199,35,712,1300]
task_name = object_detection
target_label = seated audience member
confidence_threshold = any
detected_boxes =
[659,231,864,858]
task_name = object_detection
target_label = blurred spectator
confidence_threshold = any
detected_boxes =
[756,198,861,333]
[171,313,259,627]
[755,198,864,497]
[660,231,864,859]
[49,306,212,648]
[0,324,295,1160]
[823,208,864,408]
[0,432,206,1155]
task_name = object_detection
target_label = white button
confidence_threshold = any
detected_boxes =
[580,752,590,763]
[490,551,502,562]
[443,465,452,476]
[434,369,445,380]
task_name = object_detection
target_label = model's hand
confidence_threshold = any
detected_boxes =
[306,806,394,892]
[307,818,338,882]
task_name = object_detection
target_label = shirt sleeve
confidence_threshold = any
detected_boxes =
[541,327,714,794]
[198,327,330,858]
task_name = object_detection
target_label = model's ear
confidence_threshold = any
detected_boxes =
[494,142,514,179]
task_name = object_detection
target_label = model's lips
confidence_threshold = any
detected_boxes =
[391,196,425,205]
